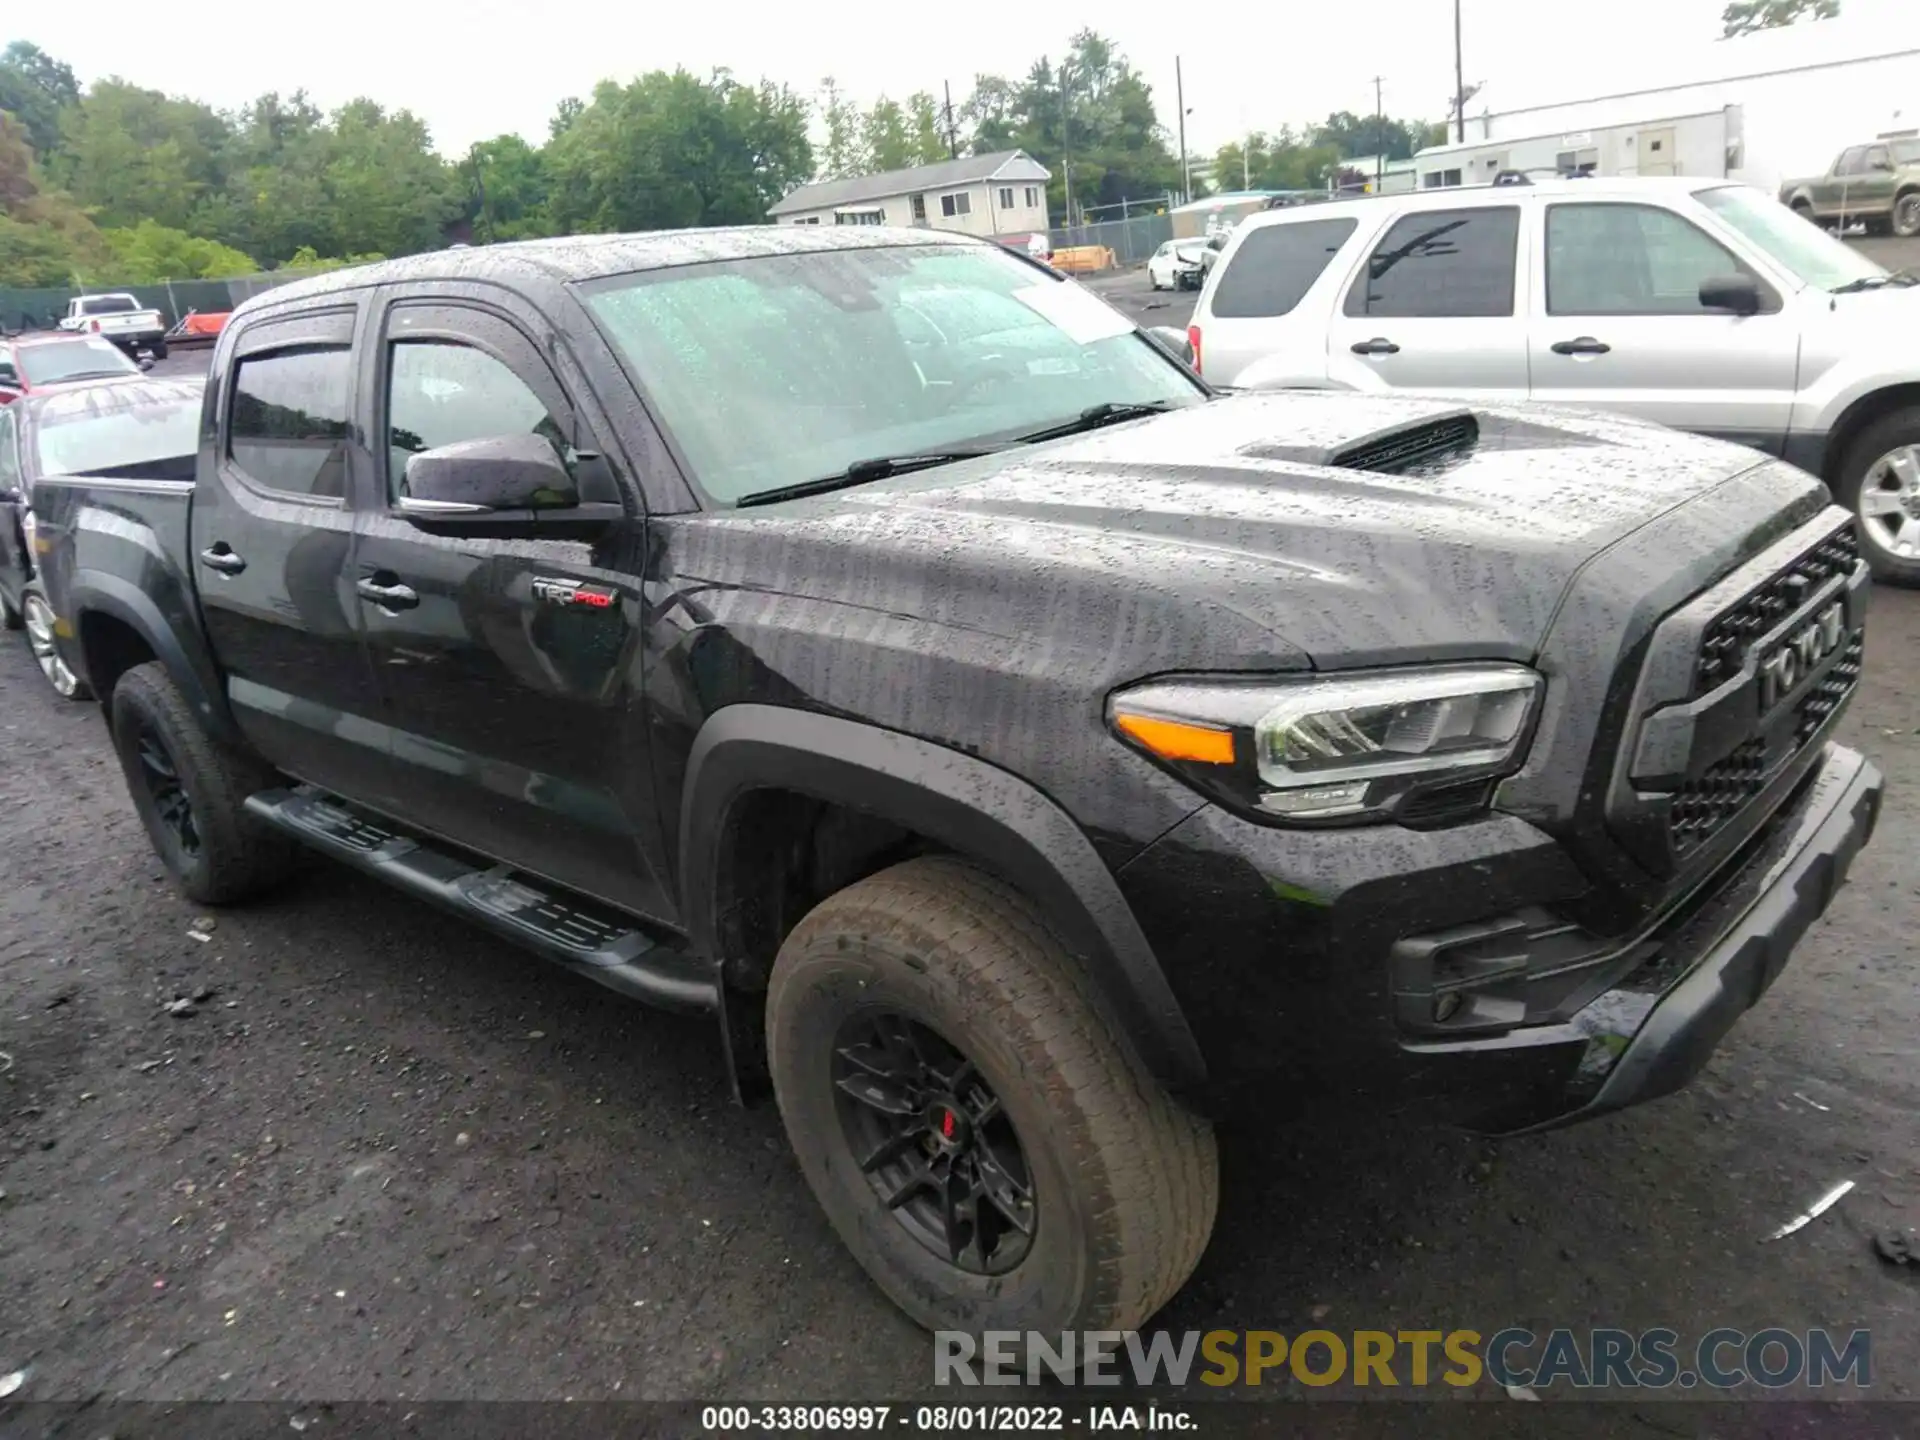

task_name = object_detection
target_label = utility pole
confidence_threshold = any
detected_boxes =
[1061,61,1073,227]
[1243,140,1250,191]
[943,80,959,160]
[1175,56,1190,205]
[1372,75,1385,191]
[1453,0,1466,142]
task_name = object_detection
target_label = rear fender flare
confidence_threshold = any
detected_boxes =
[679,704,1208,1092]
[68,572,238,744]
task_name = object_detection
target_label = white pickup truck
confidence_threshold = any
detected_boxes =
[57,293,169,360]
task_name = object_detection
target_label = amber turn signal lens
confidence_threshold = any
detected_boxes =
[1113,711,1237,765]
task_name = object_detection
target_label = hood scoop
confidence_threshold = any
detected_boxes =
[1237,408,1481,477]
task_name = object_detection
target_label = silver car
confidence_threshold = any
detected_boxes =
[1189,176,1920,583]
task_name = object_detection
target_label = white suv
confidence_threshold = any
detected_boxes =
[1188,176,1920,583]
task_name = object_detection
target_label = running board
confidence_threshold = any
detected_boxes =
[243,786,717,1014]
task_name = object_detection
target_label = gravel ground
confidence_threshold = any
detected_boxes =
[3,303,1919,1410]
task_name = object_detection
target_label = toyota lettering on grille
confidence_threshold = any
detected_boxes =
[1757,601,1844,713]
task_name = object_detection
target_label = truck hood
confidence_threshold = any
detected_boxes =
[666,391,1781,671]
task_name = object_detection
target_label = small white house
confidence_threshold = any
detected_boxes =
[769,151,1052,239]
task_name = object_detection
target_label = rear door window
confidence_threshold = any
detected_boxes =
[227,346,352,499]
[1210,219,1358,318]
[1343,207,1520,318]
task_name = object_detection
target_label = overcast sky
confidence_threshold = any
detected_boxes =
[10,0,1907,160]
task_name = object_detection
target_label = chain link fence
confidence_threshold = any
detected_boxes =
[0,272,308,336]
[1049,213,1174,268]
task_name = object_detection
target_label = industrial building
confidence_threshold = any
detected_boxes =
[1413,2,1920,195]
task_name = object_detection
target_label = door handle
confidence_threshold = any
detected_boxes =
[1550,336,1612,355]
[1350,337,1401,355]
[356,577,420,611]
[198,545,246,575]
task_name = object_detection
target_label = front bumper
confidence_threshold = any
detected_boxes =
[1117,743,1881,1131]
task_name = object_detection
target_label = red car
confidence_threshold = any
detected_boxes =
[0,333,144,404]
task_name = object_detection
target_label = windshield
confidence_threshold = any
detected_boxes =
[16,336,141,385]
[580,243,1204,505]
[1694,185,1886,289]
[1892,140,1920,166]
[34,397,201,476]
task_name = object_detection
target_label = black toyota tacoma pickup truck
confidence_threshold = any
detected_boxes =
[31,227,1883,1338]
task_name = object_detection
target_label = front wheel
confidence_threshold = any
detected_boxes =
[109,661,301,903]
[766,855,1218,1335]
[21,584,89,700]
[149,340,169,361]
[1837,407,1920,587]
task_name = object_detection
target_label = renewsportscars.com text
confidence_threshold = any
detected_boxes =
[934,1327,1872,1390]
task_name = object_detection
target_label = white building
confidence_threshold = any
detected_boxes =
[768,151,1052,239]
[1417,4,1920,196]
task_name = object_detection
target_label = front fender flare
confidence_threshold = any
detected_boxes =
[679,705,1208,1091]
[68,571,238,744]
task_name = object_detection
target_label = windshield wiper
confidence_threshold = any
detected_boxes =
[1831,272,1919,293]
[734,448,1004,508]
[1011,401,1180,445]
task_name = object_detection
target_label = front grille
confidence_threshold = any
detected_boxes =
[1331,413,1478,475]
[1669,740,1768,857]
[1668,632,1865,858]
[1694,523,1859,694]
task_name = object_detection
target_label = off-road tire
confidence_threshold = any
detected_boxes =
[1894,192,1920,239]
[766,854,1218,1336]
[109,661,300,904]
[150,340,169,361]
[1836,407,1920,588]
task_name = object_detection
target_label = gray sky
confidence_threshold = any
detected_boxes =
[10,0,1897,160]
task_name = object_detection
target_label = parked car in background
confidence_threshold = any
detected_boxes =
[0,376,203,698]
[1147,238,1208,290]
[0,334,143,404]
[28,226,1882,1339]
[57,292,170,360]
[1189,175,1920,583]
[1779,138,1920,238]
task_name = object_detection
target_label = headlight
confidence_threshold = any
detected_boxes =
[1107,664,1543,826]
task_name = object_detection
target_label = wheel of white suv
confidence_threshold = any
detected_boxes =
[765,855,1218,1336]
[21,583,90,700]
[1837,407,1920,587]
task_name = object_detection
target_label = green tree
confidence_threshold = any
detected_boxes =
[1722,0,1838,36]
[1313,110,1426,163]
[961,33,1180,223]
[469,133,550,242]
[817,76,867,179]
[193,91,334,261]
[1212,127,1342,194]
[322,98,464,257]
[56,79,228,231]
[97,218,256,281]
[907,92,949,164]
[0,111,107,286]
[862,97,914,173]
[0,41,79,160]
[546,69,810,233]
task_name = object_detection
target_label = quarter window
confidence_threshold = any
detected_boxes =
[385,341,567,500]
[1547,203,1762,315]
[1344,206,1519,318]
[227,346,351,498]
[1211,218,1359,318]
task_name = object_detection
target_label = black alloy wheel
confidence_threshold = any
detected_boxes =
[831,1009,1036,1275]
[134,721,201,862]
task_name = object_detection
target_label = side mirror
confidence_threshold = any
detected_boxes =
[396,432,622,539]
[1699,274,1763,316]
[1146,325,1195,368]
